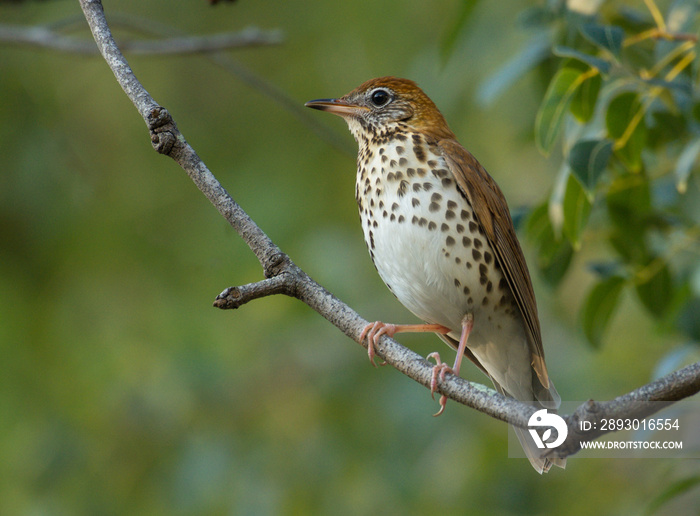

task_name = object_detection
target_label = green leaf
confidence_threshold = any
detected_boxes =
[553,45,612,75]
[606,174,652,228]
[526,202,574,285]
[674,137,700,194]
[562,173,592,249]
[477,34,550,106]
[535,68,584,154]
[580,23,624,57]
[692,101,700,124]
[568,138,614,192]
[636,261,673,318]
[648,110,687,148]
[606,174,652,263]
[678,296,700,341]
[571,72,602,123]
[606,92,647,171]
[440,0,481,63]
[582,276,626,348]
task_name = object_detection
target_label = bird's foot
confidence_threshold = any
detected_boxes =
[427,351,454,417]
[359,321,395,367]
[359,322,450,367]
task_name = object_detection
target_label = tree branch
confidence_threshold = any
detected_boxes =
[0,23,281,55]
[0,14,353,156]
[78,0,700,461]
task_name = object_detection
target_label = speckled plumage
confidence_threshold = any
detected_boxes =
[306,77,564,473]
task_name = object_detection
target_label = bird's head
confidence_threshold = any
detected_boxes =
[305,77,455,142]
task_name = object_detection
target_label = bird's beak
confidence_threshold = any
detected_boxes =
[304,98,368,117]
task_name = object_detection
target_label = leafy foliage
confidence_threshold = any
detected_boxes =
[487,0,700,348]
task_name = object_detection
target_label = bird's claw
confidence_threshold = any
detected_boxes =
[360,321,394,367]
[427,351,453,416]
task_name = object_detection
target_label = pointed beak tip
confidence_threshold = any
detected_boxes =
[304,99,338,111]
[304,98,367,117]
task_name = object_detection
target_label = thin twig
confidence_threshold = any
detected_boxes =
[0,23,281,54]
[0,17,353,155]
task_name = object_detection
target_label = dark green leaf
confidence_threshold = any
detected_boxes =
[692,101,700,124]
[582,276,626,348]
[606,174,652,228]
[535,68,584,154]
[606,174,652,263]
[635,261,673,317]
[526,202,574,285]
[677,296,700,341]
[440,0,481,63]
[553,45,612,75]
[562,173,592,249]
[477,34,550,106]
[580,23,624,57]
[606,92,646,172]
[568,138,614,191]
[648,110,687,148]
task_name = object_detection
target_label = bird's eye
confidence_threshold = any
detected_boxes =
[370,89,391,107]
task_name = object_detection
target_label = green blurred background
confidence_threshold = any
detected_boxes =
[1,0,698,514]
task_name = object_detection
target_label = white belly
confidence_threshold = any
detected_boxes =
[356,139,535,399]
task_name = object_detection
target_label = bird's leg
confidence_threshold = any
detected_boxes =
[427,313,474,416]
[360,321,451,367]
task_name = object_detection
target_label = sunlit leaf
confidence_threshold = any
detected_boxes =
[582,276,626,348]
[562,173,592,249]
[535,67,583,154]
[580,23,624,57]
[568,138,614,192]
[606,92,646,172]
[553,45,612,75]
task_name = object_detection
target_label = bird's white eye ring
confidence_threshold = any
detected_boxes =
[370,88,391,107]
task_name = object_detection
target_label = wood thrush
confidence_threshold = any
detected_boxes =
[306,77,564,473]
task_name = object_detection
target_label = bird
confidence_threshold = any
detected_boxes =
[305,77,565,473]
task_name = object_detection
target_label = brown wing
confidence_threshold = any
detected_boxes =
[437,138,550,389]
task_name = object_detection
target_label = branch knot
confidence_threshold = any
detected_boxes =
[263,250,290,278]
[148,106,178,155]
